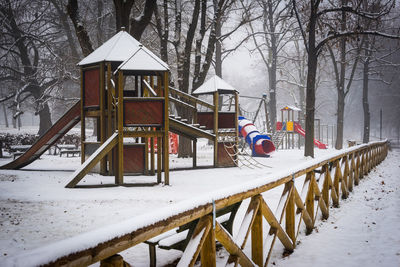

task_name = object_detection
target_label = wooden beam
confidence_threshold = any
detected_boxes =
[107,63,113,175]
[66,133,118,188]
[163,72,169,185]
[213,91,219,167]
[200,217,216,267]
[116,71,124,185]
[157,137,162,184]
[215,222,254,267]
[177,216,212,267]
[80,68,85,165]
[260,197,294,251]
[285,181,296,244]
[123,131,164,138]
[251,196,263,266]
[100,62,106,175]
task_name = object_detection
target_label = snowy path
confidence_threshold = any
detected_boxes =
[273,149,400,267]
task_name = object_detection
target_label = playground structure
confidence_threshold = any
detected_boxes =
[276,106,328,150]
[238,116,275,156]
[0,29,240,187]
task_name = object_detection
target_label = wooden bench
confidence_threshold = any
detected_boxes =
[9,145,31,159]
[145,201,241,267]
[59,150,81,157]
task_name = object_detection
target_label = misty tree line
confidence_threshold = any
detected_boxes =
[0,0,399,158]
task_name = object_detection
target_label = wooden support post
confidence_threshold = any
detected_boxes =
[193,139,197,168]
[100,254,127,267]
[200,219,216,267]
[116,70,124,185]
[213,91,219,167]
[107,63,113,175]
[333,160,341,202]
[100,62,107,175]
[150,136,155,175]
[285,181,296,245]
[235,92,239,163]
[80,68,85,164]
[215,222,254,267]
[305,172,314,232]
[157,136,162,183]
[355,152,360,185]
[322,164,330,218]
[251,199,263,266]
[163,72,169,185]
[144,136,149,175]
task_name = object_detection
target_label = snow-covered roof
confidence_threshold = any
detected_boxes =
[117,47,169,73]
[192,75,237,95]
[77,30,141,66]
[281,105,301,111]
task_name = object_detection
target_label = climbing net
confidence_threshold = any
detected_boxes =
[220,136,271,169]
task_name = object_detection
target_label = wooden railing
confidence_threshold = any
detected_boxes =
[7,141,388,267]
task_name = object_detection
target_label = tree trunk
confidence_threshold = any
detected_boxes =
[335,0,347,150]
[113,0,134,32]
[37,103,52,136]
[304,5,318,158]
[67,0,94,57]
[362,56,370,143]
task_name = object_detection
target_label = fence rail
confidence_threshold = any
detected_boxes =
[6,141,388,267]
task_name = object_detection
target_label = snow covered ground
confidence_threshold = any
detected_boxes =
[0,131,398,266]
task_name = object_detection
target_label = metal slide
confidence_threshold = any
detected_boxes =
[1,101,81,170]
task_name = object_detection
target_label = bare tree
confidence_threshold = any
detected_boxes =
[245,0,295,133]
[0,0,73,135]
[292,0,399,157]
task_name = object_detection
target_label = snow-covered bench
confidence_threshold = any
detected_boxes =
[145,201,241,267]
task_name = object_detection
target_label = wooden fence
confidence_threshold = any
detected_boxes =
[6,140,388,267]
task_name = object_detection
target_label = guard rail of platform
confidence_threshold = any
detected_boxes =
[5,140,388,267]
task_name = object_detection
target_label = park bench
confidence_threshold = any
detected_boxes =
[57,144,80,157]
[9,145,31,159]
[145,201,241,267]
[59,150,81,157]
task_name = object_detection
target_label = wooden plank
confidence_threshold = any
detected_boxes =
[163,72,169,185]
[123,130,164,138]
[81,68,85,165]
[293,189,314,233]
[150,136,155,175]
[177,216,212,267]
[213,91,219,168]
[117,71,124,185]
[100,62,106,175]
[169,87,214,109]
[311,176,329,220]
[200,218,216,267]
[305,173,314,226]
[235,196,261,248]
[285,181,296,244]
[214,222,254,267]
[251,196,263,266]
[107,63,113,175]
[260,197,294,251]
[157,137,162,183]
[65,133,118,188]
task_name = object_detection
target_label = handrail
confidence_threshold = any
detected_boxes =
[169,87,214,110]
[6,140,389,267]
[142,79,157,97]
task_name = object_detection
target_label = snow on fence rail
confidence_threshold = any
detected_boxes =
[5,141,389,267]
